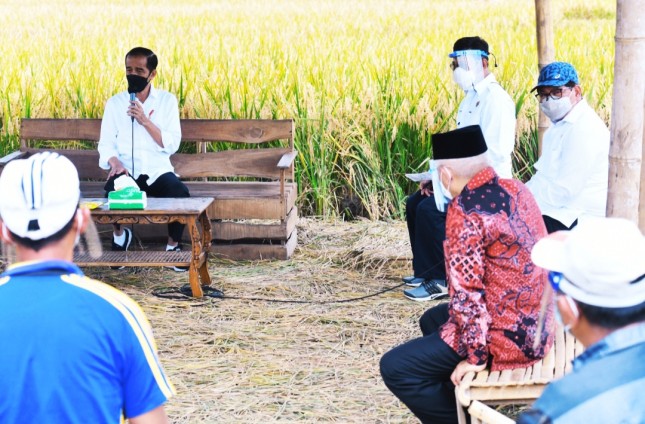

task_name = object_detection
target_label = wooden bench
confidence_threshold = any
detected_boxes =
[455,325,584,424]
[0,118,298,260]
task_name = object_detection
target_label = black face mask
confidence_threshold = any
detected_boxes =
[127,74,150,94]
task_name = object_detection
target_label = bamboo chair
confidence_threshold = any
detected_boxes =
[455,325,584,424]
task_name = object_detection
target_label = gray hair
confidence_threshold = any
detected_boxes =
[434,152,491,180]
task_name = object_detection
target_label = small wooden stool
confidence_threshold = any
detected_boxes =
[455,326,584,424]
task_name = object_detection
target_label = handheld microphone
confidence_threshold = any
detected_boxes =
[129,92,136,122]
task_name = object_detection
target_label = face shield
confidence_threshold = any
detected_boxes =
[449,49,487,91]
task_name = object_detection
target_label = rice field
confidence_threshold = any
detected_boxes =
[0,0,615,218]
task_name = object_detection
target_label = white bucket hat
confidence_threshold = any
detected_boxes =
[0,152,80,241]
[531,217,645,308]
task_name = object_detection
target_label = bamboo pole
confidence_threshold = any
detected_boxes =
[640,105,645,232]
[534,0,554,155]
[607,0,645,224]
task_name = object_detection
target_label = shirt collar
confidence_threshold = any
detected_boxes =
[1,259,83,278]
[559,97,588,124]
[465,166,497,191]
[573,322,645,370]
[147,83,158,100]
[472,73,497,93]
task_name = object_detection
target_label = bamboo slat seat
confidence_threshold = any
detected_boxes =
[455,325,584,424]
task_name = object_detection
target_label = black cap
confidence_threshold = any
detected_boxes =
[453,36,489,55]
[432,125,488,160]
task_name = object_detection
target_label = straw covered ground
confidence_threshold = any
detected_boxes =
[86,217,438,423]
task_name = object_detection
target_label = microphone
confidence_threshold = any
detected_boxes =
[129,92,136,122]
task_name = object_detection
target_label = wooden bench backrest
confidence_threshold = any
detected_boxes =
[19,118,295,181]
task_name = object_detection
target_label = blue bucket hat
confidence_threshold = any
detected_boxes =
[531,61,579,91]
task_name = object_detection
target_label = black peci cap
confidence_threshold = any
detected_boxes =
[432,125,488,160]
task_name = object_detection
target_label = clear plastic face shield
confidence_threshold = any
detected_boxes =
[449,49,487,92]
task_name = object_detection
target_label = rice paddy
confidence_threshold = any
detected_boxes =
[0,0,616,219]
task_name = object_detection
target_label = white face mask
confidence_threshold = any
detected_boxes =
[431,165,453,212]
[452,67,475,92]
[539,96,573,122]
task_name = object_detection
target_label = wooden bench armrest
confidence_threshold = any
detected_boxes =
[0,150,28,167]
[277,150,298,169]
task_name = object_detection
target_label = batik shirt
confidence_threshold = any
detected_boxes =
[439,167,554,370]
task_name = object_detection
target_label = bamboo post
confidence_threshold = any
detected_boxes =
[534,0,555,155]
[607,0,645,224]
[640,106,645,232]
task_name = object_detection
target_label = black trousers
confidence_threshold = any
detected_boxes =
[380,303,464,424]
[542,215,578,234]
[406,190,447,280]
[104,172,190,243]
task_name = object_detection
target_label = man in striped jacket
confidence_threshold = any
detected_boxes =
[0,152,174,424]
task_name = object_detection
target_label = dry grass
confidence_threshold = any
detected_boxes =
[84,217,441,423]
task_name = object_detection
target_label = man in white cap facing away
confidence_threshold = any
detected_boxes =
[0,152,174,424]
[518,217,645,423]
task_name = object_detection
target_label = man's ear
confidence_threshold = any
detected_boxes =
[75,209,91,234]
[148,69,157,82]
[1,223,14,244]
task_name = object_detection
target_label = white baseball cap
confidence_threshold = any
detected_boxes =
[531,217,645,308]
[0,152,80,240]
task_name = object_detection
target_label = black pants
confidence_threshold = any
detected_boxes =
[406,190,447,280]
[542,215,578,234]
[105,172,190,243]
[380,303,464,424]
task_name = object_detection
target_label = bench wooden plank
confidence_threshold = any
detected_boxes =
[212,227,297,260]
[180,119,293,145]
[20,119,102,142]
[172,148,292,179]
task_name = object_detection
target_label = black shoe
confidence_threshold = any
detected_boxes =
[166,245,188,272]
[111,228,132,270]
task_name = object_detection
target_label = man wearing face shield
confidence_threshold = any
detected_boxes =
[517,217,645,423]
[382,125,553,424]
[98,47,189,270]
[525,61,609,233]
[403,36,516,300]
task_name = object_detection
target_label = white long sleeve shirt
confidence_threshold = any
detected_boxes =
[526,99,610,227]
[98,85,182,185]
[456,73,516,179]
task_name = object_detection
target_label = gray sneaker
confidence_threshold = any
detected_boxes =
[403,280,448,301]
[402,276,426,287]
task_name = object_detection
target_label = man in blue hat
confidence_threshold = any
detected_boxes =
[403,36,517,300]
[381,125,553,424]
[526,61,609,233]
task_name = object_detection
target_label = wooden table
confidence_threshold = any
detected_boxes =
[74,197,214,297]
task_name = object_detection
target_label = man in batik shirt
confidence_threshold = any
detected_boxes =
[380,125,554,424]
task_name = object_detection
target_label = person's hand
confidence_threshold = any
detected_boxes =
[450,360,486,386]
[420,180,432,197]
[107,158,128,178]
[127,99,150,126]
